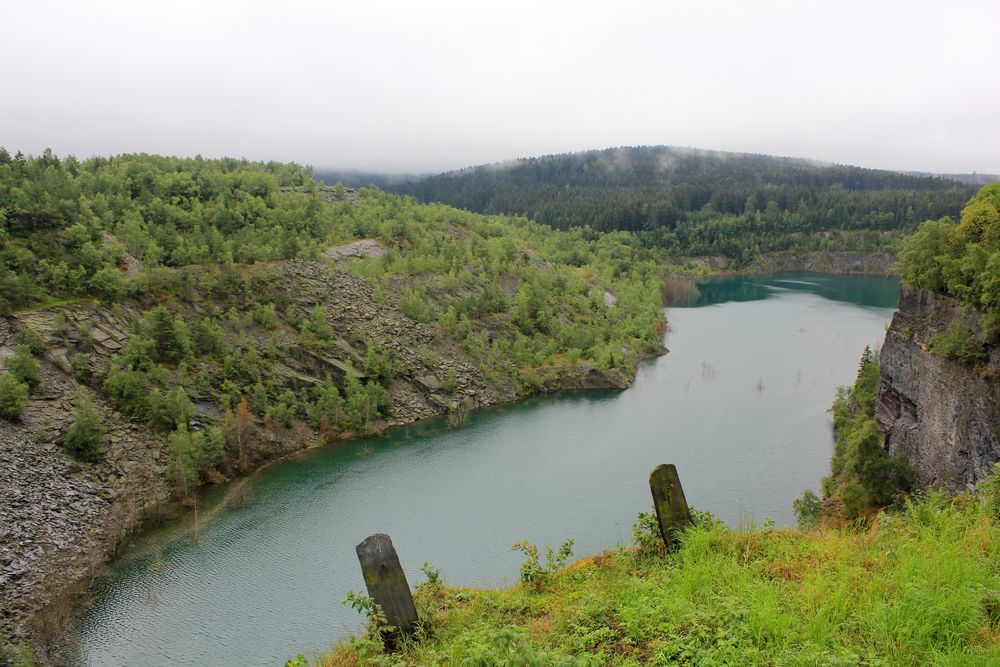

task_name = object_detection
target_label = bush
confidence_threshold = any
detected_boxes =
[146,305,191,363]
[826,348,914,518]
[792,489,821,528]
[65,390,105,461]
[4,345,41,390]
[70,353,90,381]
[399,287,437,322]
[927,323,988,364]
[19,328,46,356]
[103,366,150,418]
[148,386,194,431]
[168,425,226,496]
[511,538,574,592]
[0,373,29,420]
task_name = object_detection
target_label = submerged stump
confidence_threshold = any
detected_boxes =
[649,463,692,550]
[356,533,418,645]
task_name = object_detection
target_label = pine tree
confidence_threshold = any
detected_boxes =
[65,390,105,461]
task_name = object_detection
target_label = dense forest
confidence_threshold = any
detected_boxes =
[0,148,665,494]
[393,146,976,263]
[901,182,1000,337]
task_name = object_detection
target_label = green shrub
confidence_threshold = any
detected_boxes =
[167,425,225,496]
[4,345,41,390]
[146,305,192,363]
[399,287,437,322]
[266,398,294,427]
[631,508,663,551]
[70,353,91,381]
[826,347,914,517]
[927,323,988,363]
[148,386,194,431]
[511,538,574,592]
[191,317,226,357]
[364,340,400,381]
[0,373,29,420]
[18,328,46,356]
[65,390,105,461]
[792,489,821,528]
[298,306,333,349]
[102,366,150,418]
[440,367,457,392]
[118,335,158,371]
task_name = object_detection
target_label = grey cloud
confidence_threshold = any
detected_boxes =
[2,0,998,175]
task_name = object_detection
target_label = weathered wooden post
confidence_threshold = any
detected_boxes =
[648,464,692,550]
[356,533,418,646]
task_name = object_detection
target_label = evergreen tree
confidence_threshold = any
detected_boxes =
[4,345,41,390]
[65,390,105,461]
[0,373,29,420]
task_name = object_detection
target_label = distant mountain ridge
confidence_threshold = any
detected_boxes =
[384,145,975,260]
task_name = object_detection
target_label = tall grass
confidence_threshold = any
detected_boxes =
[316,489,1000,666]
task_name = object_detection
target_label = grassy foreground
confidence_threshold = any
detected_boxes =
[311,491,1000,667]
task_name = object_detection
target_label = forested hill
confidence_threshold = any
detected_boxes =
[392,146,976,262]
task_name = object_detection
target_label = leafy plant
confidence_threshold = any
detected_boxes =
[927,323,988,363]
[0,373,29,420]
[825,347,914,517]
[632,508,663,551]
[4,345,41,390]
[64,389,105,461]
[792,489,821,528]
[511,538,574,591]
[18,328,46,356]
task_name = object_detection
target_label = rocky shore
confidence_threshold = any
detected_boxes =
[0,260,648,664]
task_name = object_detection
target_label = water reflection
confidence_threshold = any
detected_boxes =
[674,272,900,309]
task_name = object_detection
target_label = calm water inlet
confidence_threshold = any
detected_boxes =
[74,273,899,666]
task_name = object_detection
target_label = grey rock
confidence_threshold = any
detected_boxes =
[877,286,1000,491]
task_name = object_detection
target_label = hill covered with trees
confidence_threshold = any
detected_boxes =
[0,149,668,658]
[393,146,975,264]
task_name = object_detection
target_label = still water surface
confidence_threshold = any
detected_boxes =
[75,273,899,666]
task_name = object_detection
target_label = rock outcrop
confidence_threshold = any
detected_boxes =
[876,286,1000,491]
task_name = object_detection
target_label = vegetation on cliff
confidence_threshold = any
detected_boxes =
[901,182,1000,337]
[0,149,671,654]
[394,146,973,265]
[811,348,914,520]
[0,149,665,500]
[319,487,1000,666]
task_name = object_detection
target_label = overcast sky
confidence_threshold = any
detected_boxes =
[3,0,999,175]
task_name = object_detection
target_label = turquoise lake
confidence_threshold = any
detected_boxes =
[73,273,900,666]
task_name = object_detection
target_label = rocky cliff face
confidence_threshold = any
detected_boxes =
[877,286,1000,491]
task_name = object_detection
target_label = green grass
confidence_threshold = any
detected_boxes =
[317,492,1000,666]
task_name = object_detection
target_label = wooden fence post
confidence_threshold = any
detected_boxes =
[648,464,692,550]
[356,533,418,645]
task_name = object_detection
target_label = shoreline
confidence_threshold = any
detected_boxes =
[11,253,896,663]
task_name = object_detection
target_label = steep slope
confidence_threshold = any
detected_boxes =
[0,152,666,660]
[877,286,1000,491]
[877,183,1000,492]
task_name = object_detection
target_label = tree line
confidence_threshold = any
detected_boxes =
[393,145,975,264]
[0,149,668,499]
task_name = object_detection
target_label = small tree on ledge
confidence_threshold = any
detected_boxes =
[65,389,105,462]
